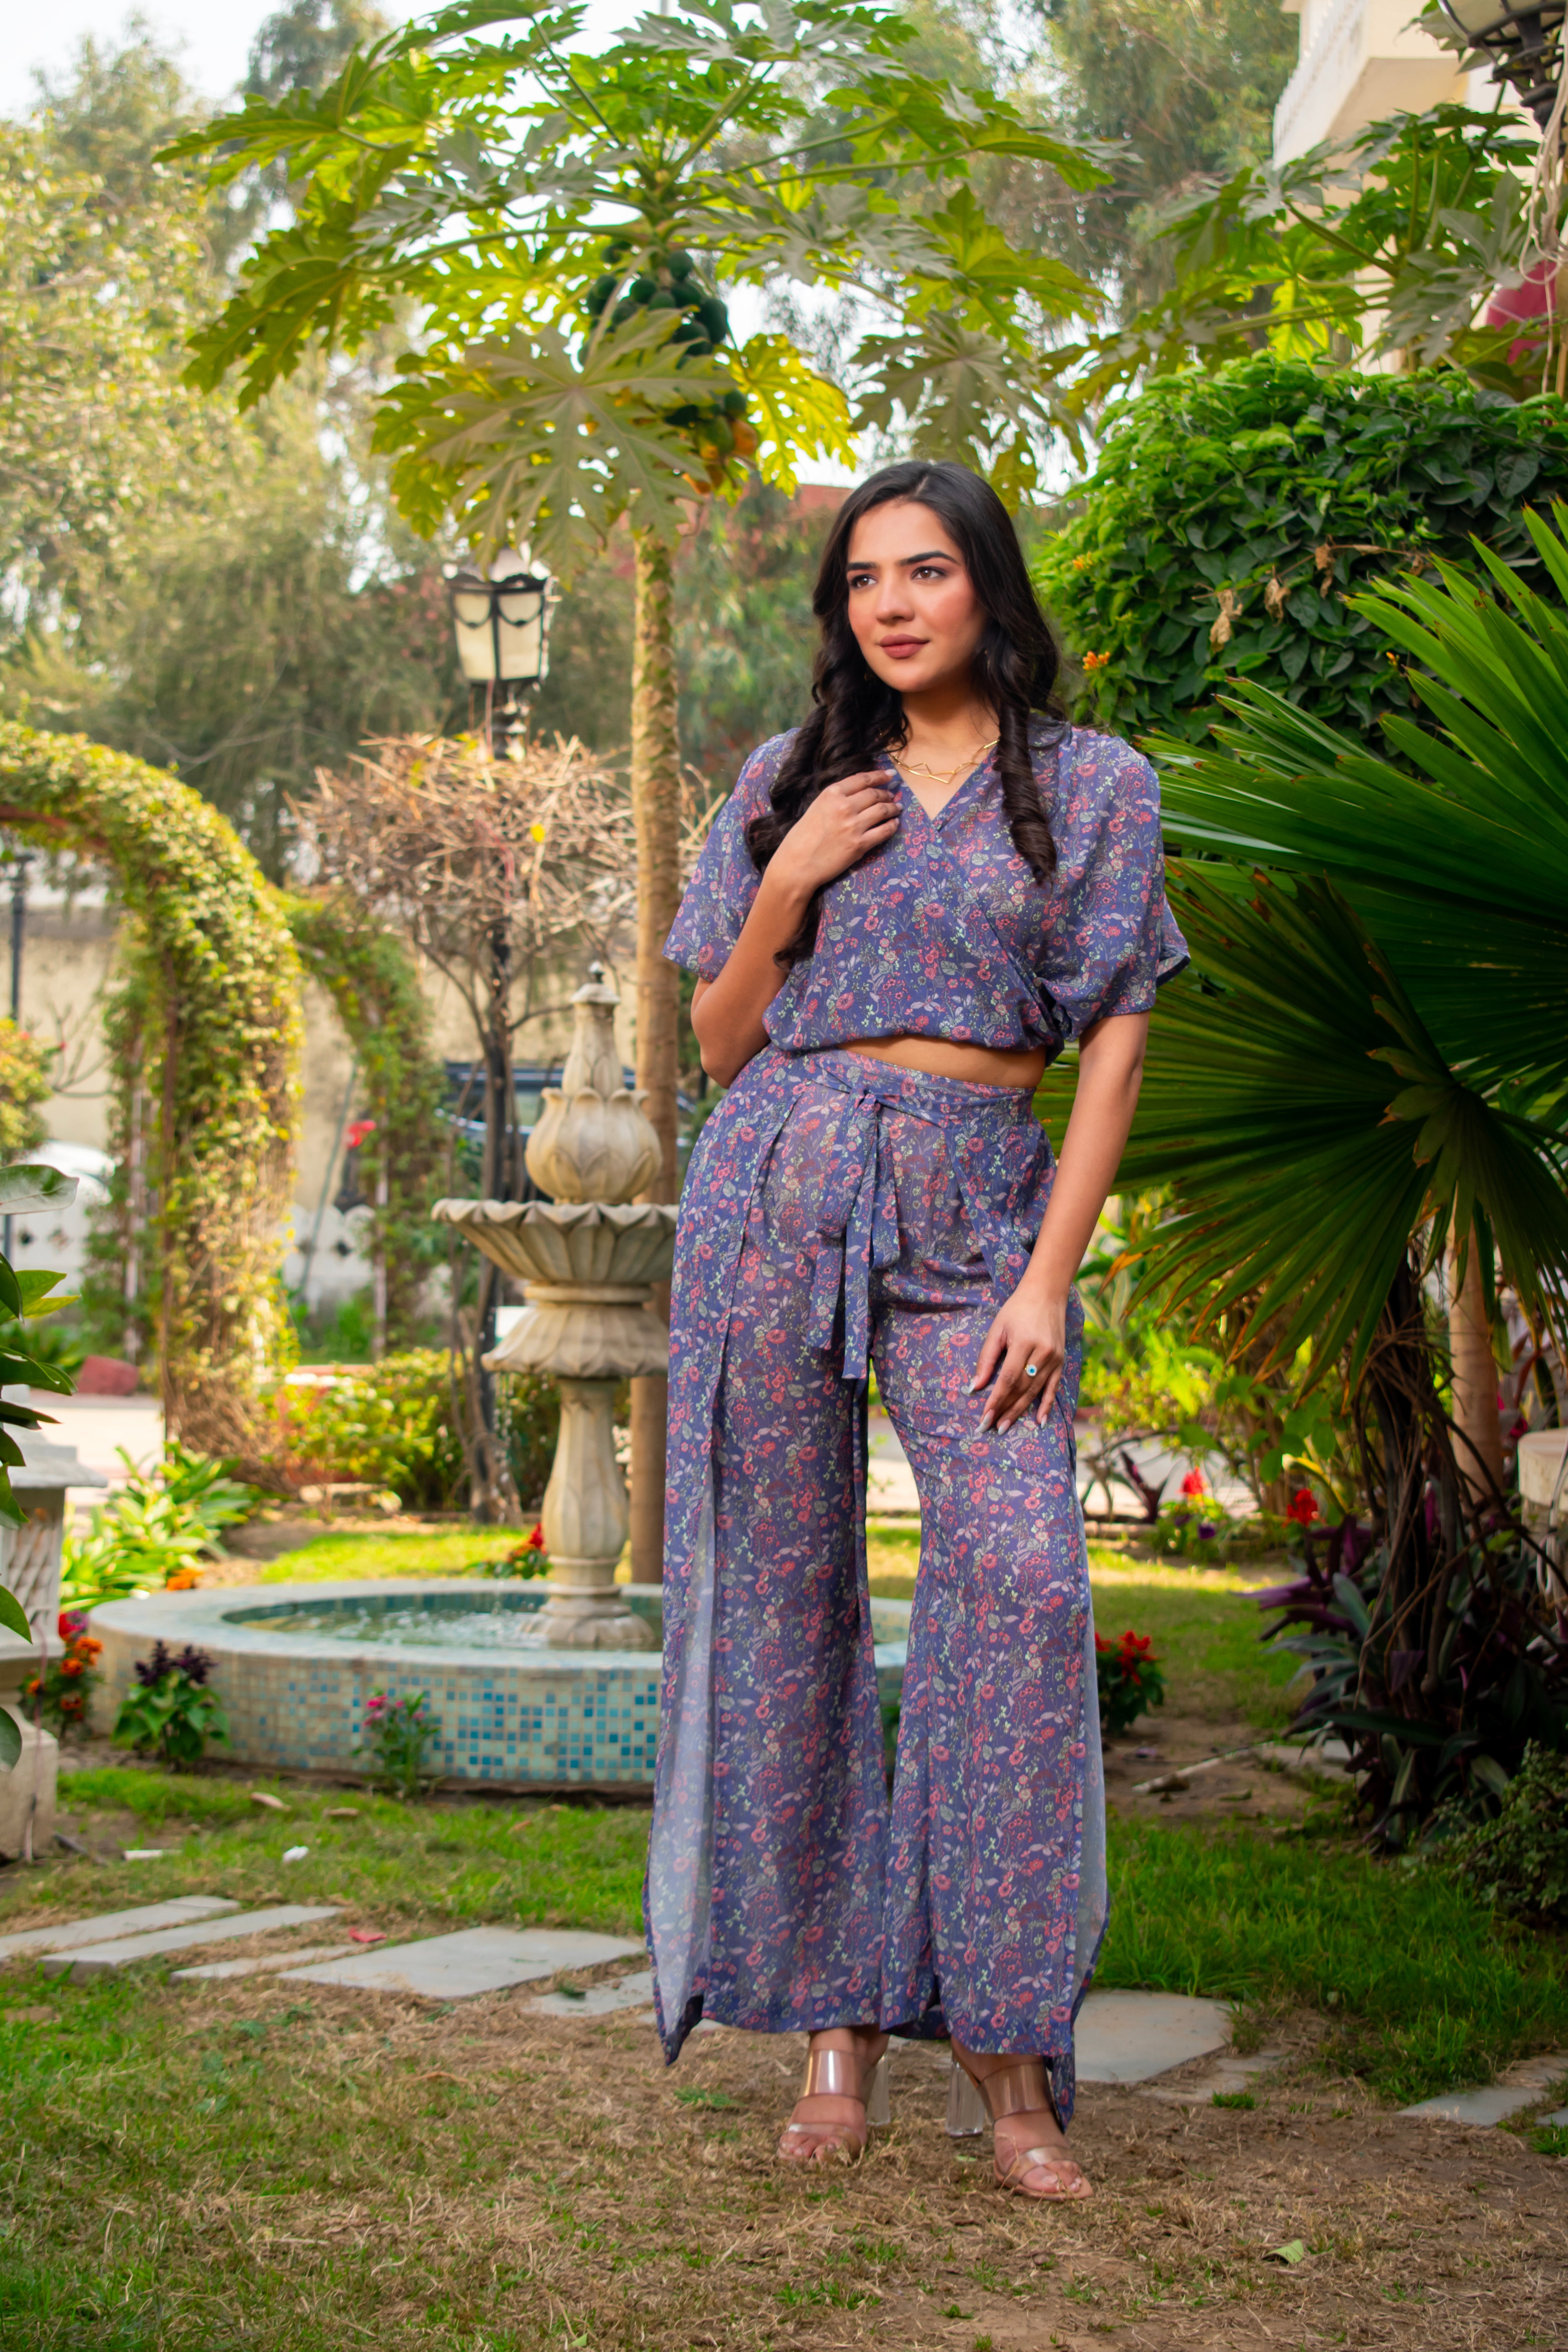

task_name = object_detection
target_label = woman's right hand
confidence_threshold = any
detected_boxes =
[763,772,900,904]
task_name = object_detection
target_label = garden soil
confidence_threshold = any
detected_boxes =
[14,1958,1560,2352]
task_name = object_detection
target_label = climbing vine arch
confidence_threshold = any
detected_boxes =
[0,723,301,1458]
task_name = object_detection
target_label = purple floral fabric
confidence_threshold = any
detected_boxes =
[664,720,1188,1054]
[646,1049,1107,2122]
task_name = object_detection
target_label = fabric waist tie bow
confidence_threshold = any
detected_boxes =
[804,1088,904,1384]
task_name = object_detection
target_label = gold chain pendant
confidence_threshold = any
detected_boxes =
[899,735,999,791]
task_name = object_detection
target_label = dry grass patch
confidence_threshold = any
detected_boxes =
[3,1964,1566,2350]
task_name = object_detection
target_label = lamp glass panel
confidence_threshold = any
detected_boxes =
[450,582,498,680]
[494,608,546,681]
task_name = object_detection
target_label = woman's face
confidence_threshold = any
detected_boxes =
[844,499,989,700]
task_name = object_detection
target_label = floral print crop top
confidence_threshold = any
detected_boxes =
[664,719,1189,1061]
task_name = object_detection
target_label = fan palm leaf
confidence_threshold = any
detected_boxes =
[1115,868,1568,1379]
[1142,504,1568,1098]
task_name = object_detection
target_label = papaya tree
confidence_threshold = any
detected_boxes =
[171,0,1103,1571]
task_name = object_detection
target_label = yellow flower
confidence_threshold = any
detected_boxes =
[530,823,547,843]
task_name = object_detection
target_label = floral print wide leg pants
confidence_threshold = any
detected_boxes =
[648,1050,1106,2122]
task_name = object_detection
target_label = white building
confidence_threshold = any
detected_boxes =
[1274,0,1493,162]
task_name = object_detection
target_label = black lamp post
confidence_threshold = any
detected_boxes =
[445,549,553,756]
[443,550,555,1516]
[1438,0,1565,126]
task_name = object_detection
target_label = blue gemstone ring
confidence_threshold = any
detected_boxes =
[1025,1363,1038,1377]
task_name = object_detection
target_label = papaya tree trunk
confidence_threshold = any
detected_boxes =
[1448,1222,1505,1500]
[629,525,682,1583]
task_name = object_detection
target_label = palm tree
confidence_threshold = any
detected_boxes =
[1107,508,1568,1830]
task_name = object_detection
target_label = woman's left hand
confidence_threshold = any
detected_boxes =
[969,1281,1068,1432]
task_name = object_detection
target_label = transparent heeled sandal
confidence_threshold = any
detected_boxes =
[779,2041,891,2162]
[946,2056,1092,2202]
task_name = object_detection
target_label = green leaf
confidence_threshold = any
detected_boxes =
[0,1582,31,1641]
[1121,867,1568,1377]
[0,1708,18,1770]
[380,311,739,574]
[0,1165,76,1213]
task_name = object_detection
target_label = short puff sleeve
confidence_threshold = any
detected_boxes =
[1040,738,1189,1042]
[662,738,781,979]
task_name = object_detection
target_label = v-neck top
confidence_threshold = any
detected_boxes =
[664,718,1189,1060]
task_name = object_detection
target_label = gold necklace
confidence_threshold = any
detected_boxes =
[897,735,999,793]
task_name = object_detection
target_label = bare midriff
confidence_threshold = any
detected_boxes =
[845,1034,1047,1091]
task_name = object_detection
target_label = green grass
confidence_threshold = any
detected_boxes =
[1086,1552,1300,1731]
[41,1769,647,1938]
[1098,1813,1568,2106]
[249,1525,520,1583]
[869,1523,1299,1732]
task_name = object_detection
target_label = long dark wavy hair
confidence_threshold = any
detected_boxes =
[745,459,1065,961]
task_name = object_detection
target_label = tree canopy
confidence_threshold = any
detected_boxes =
[0,25,460,876]
[173,0,1109,552]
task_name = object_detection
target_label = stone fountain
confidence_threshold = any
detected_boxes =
[432,970,678,1650]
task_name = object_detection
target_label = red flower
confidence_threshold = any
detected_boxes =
[526,1523,546,1551]
[344,1117,377,1150]
[1285,1488,1320,1526]
[1179,1468,1207,1498]
[58,1610,88,1640]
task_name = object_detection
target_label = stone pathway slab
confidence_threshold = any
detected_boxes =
[0,1897,238,1962]
[1538,2107,1568,2129]
[172,1943,359,1983]
[526,1967,654,2020]
[42,1906,341,1982]
[1399,2052,1567,2127]
[279,1927,642,2001]
[1145,2047,1288,2106]
[1075,1991,1232,2084]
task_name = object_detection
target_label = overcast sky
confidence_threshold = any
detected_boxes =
[0,0,642,117]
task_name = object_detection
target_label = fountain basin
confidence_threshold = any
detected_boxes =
[87,1581,912,1790]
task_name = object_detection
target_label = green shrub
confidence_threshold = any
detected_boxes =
[61,1441,260,1609]
[0,1017,53,1159]
[63,1492,214,1609]
[354,1688,440,1798]
[1428,1742,1568,1924]
[113,1642,229,1771]
[1035,356,1568,752]
[151,1439,260,1539]
[1096,1628,1165,1736]
[267,1349,558,1511]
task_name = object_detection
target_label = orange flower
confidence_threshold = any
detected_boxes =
[60,1658,83,1677]
[1082,650,1111,672]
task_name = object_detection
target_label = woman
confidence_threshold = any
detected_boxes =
[646,459,1186,2203]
